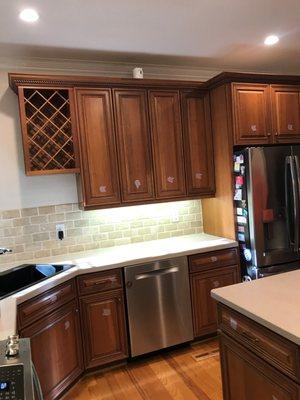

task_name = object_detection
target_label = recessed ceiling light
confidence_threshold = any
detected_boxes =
[19,8,39,23]
[264,35,279,46]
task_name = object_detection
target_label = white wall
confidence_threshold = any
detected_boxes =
[0,56,219,211]
[0,70,78,210]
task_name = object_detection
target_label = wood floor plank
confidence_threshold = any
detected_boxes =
[127,357,175,400]
[104,369,144,400]
[62,340,223,400]
[167,342,222,400]
[148,355,200,400]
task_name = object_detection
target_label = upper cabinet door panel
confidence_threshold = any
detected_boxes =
[113,89,154,202]
[76,89,120,207]
[271,85,300,143]
[181,92,215,195]
[232,84,271,145]
[148,90,186,198]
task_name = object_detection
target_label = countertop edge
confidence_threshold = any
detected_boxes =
[10,237,238,306]
[211,291,300,345]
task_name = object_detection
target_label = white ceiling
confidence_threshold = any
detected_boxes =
[0,0,299,74]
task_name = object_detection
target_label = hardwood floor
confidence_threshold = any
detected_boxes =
[63,339,223,400]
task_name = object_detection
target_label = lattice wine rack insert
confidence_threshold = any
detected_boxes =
[22,88,77,173]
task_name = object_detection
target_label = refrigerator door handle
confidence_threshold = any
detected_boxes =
[294,155,300,251]
[285,156,299,251]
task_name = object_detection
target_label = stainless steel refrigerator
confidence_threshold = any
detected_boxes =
[234,146,300,279]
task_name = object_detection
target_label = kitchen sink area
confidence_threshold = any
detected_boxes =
[0,264,75,300]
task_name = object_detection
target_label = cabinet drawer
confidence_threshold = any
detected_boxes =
[18,279,76,329]
[189,248,238,273]
[219,305,300,381]
[77,269,122,296]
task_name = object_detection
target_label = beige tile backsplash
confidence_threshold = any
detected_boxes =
[0,200,203,268]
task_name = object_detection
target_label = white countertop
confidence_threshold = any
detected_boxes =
[212,269,300,345]
[0,233,236,340]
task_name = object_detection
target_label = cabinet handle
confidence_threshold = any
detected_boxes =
[87,277,116,287]
[50,295,58,303]
[212,280,220,288]
[99,185,107,193]
[167,176,175,184]
[250,125,257,132]
[274,132,278,136]
[241,330,259,343]
[64,321,70,330]
[195,172,203,180]
[102,309,111,317]
[229,317,238,330]
[267,132,271,137]
[134,179,141,189]
[288,124,294,131]
[210,256,218,263]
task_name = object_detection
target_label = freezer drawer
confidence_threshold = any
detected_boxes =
[124,257,193,357]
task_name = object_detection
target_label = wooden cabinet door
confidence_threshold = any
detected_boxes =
[113,89,155,202]
[76,89,120,208]
[190,265,239,337]
[220,334,299,400]
[79,289,128,369]
[232,83,271,145]
[148,90,186,198]
[181,91,215,195]
[271,85,300,143]
[20,301,83,400]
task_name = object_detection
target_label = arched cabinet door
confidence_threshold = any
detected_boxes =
[148,90,186,199]
[232,83,271,145]
[181,91,215,196]
[20,301,83,400]
[113,89,155,203]
[271,85,300,143]
[76,89,121,208]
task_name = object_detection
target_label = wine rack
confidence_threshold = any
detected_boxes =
[19,87,78,175]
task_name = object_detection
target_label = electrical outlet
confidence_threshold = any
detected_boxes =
[56,224,65,240]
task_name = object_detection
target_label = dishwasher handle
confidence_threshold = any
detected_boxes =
[134,266,179,281]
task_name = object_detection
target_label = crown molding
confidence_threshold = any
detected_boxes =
[0,54,222,82]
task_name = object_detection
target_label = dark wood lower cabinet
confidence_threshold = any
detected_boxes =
[20,300,83,400]
[190,264,239,337]
[220,334,300,400]
[16,250,241,400]
[79,289,128,369]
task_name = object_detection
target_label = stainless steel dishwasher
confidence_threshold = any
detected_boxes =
[124,257,193,357]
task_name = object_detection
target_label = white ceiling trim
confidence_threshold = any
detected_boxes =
[0,54,224,81]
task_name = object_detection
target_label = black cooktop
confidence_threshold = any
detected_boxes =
[0,264,75,300]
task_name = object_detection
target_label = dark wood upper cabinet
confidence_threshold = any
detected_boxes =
[113,89,155,202]
[148,90,186,198]
[20,301,83,400]
[181,92,215,196]
[271,85,300,143]
[232,83,271,145]
[76,89,121,208]
[79,289,128,369]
